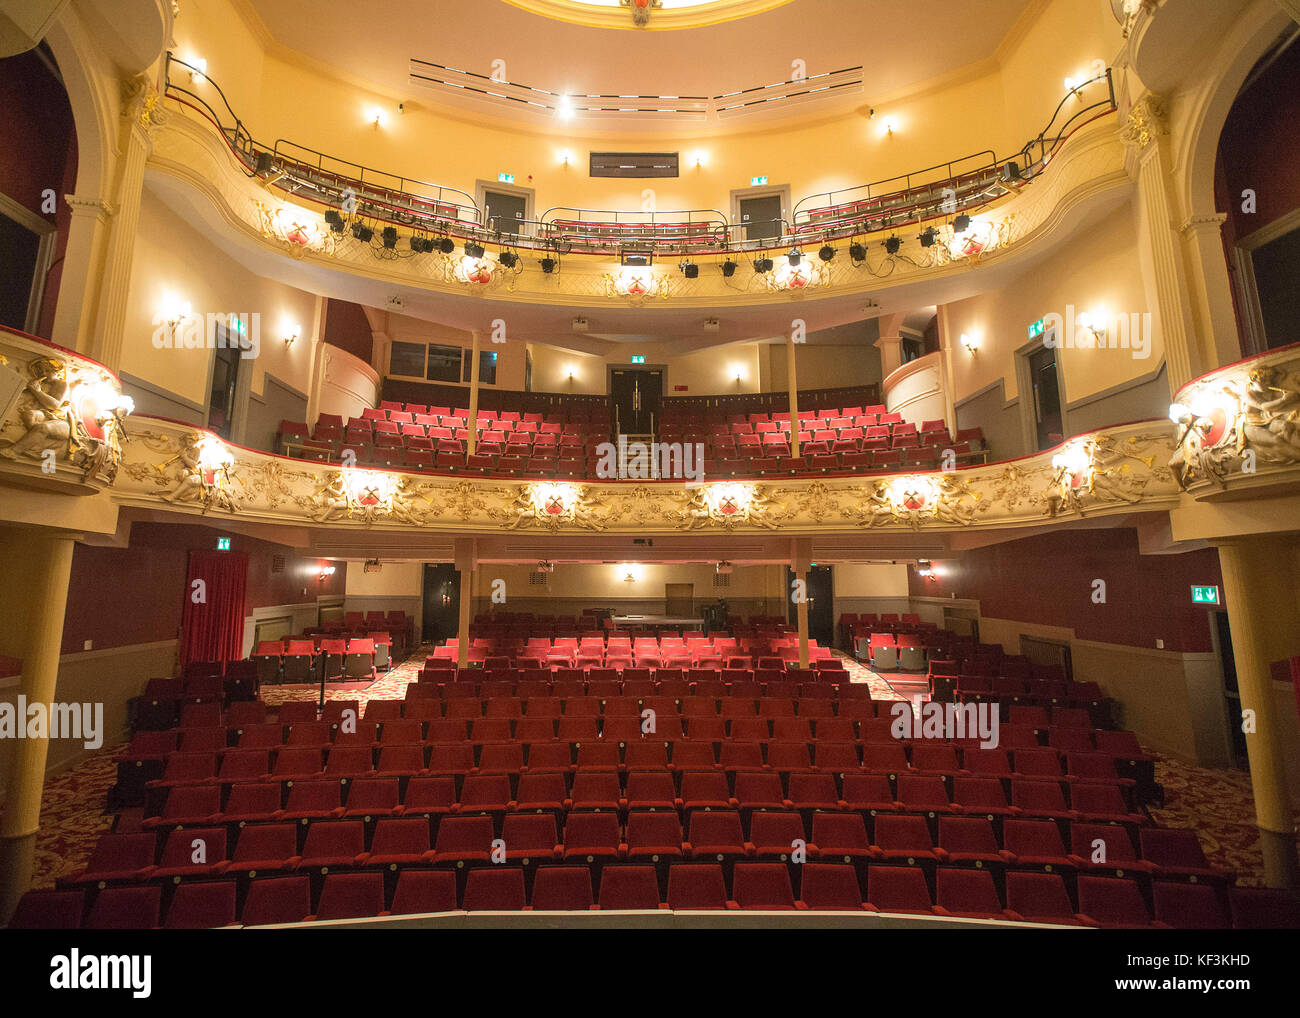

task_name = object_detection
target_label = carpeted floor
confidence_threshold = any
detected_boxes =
[16,648,1293,890]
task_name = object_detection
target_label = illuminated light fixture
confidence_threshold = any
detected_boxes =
[498,250,519,268]
[369,107,387,128]
[351,221,374,242]
[849,242,866,263]
[680,260,699,279]
[1051,442,1092,480]
[751,175,768,186]
[464,240,485,258]
[382,226,398,249]
[818,244,835,262]
[324,209,345,233]
[960,332,981,353]
[436,237,456,254]
[283,322,301,348]
[318,564,337,580]
[161,296,193,330]
[884,235,901,255]
[556,94,574,120]
[787,247,803,266]
[720,259,738,278]
[1076,310,1107,347]
[918,226,937,248]
[716,561,733,575]
[195,433,235,473]
[497,172,515,184]
[752,256,774,273]
[187,56,207,83]
[916,559,935,580]
[621,250,653,267]
[1167,402,1192,424]
[952,214,972,234]
[540,256,557,273]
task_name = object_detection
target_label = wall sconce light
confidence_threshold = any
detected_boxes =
[318,564,337,581]
[960,332,981,353]
[283,323,301,349]
[369,107,387,128]
[560,149,572,166]
[1075,310,1107,348]
[187,56,208,83]
[916,560,935,581]
[1064,76,1085,101]
[161,297,194,343]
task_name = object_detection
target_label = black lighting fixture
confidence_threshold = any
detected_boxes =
[382,226,398,249]
[324,209,345,234]
[720,259,738,278]
[818,244,836,262]
[351,221,374,243]
[918,226,937,248]
[787,247,802,266]
[498,250,519,269]
[540,256,557,274]
[410,236,434,253]
[752,256,774,273]
[464,240,485,259]
[680,260,699,279]
[953,213,972,234]
[849,242,866,263]
[1000,160,1022,183]
[884,235,901,255]
[621,249,653,267]
[436,237,456,254]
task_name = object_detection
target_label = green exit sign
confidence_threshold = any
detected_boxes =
[631,355,646,364]
[216,537,231,551]
[1028,318,1045,339]
[497,172,515,184]
[751,175,769,187]
[1191,585,1220,604]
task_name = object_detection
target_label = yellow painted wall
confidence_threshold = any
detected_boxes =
[941,203,1161,406]
[123,193,319,405]
[525,338,768,397]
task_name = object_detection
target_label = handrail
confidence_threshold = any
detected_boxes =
[161,52,1117,258]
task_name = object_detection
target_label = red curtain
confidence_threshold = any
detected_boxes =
[180,550,248,668]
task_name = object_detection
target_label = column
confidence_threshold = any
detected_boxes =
[50,195,114,356]
[1215,537,1300,891]
[1180,213,1242,369]
[90,77,164,372]
[454,538,475,671]
[793,539,811,670]
[0,530,78,924]
[466,329,482,458]
[874,311,908,380]
[785,331,800,456]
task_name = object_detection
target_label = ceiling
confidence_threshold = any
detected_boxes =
[247,0,1032,132]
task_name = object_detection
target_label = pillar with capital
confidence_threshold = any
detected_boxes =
[454,537,476,670]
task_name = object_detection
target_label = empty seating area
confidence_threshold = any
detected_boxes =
[661,404,988,478]
[278,403,606,477]
[250,611,411,686]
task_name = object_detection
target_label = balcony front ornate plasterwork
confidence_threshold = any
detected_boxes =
[109,414,1183,536]
[146,104,1130,312]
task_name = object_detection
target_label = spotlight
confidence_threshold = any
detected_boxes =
[680,260,699,279]
[787,247,802,266]
[818,244,835,262]
[351,221,373,242]
[464,240,485,259]
[918,227,937,248]
[884,235,901,255]
[953,214,972,234]
[720,259,737,278]
[324,209,344,234]
[540,257,557,274]
[849,242,866,263]
[410,236,433,253]
[382,226,398,249]
[436,237,456,254]
[752,257,773,273]
[498,250,519,269]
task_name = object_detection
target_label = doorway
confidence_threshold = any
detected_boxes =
[483,189,527,236]
[737,193,784,243]
[1212,609,1248,768]
[1027,343,1063,451]
[609,367,663,436]
[207,329,241,440]
[422,564,460,644]
[665,583,694,618]
[786,564,834,648]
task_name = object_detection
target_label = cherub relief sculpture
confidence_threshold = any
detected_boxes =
[162,433,239,513]
[0,358,73,462]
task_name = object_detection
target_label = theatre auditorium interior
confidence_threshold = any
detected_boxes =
[0,0,1299,935]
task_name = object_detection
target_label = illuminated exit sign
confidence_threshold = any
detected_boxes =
[1028,318,1045,339]
[751,175,769,187]
[1191,585,1220,604]
[216,537,231,551]
[630,355,645,364]
[497,172,515,184]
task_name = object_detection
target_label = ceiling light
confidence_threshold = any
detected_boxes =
[849,242,866,263]
[382,226,398,249]
[540,257,557,274]
[918,227,937,248]
[556,95,574,120]
[884,235,901,255]
[351,222,373,242]
[436,237,456,254]
[753,257,773,273]
[787,248,802,266]
[498,250,519,268]
[953,214,972,234]
[680,260,699,279]
[464,240,485,258]
[818,244,835,262]
[720,259,737,277]
[324,209,344,233]
[410,236,432,253]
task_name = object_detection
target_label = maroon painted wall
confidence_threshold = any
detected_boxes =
[0,46,77,339]
[909,528,1223,654]
[324,299,374,365]
[61,522,346,654]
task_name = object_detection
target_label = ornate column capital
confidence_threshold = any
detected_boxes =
[63,194,115,221]
[121,74,169,138]
[1121,92,1169,150]
[1120,0,1160,38]
[1179,212,1228,236]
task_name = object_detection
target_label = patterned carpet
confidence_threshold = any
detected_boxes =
[16,649,1294,890]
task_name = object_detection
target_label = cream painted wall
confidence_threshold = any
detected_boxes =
[386,315,529,391]
[767,339,882,392]
[941,203,1162,407]
[478,563,783,601]
[835,563,910,597]
[346,561,423,597]
[123,192,320,407]
[525,338,768,397]
[175,0,1123,227]
[320,344,379,420]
